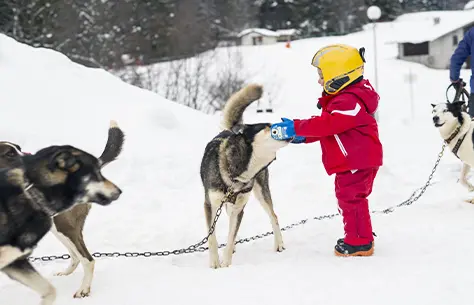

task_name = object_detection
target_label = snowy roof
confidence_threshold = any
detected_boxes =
[238,28,279,37]
[465,0,474,10]
[276,29,299,36]
[385,10,474,44]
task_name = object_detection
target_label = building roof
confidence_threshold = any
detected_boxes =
[385,10,474,44]
[238,28,279,38]
[465,0,474,10]
[276,29,300,36]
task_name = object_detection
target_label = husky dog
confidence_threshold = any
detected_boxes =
[0,121,124,301]
[432,101,474,200]
[200,84,290,269]
[0,140,122,304]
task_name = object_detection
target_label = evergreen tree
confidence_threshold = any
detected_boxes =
[364,0,403,21]
[257,0,298,30]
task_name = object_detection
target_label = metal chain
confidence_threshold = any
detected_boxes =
[28,144,446,263]
[375,142,447,214]
[28,190,233,263]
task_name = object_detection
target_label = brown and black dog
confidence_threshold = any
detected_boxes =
[0,120,124,300]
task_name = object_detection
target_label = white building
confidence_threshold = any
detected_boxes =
[465,0,474,10]
[276,29,300,42]
[238,28,279,46]
[386,10,474,69]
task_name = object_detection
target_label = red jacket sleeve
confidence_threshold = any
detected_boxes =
[304,137,320,143]
[293,96,362,137]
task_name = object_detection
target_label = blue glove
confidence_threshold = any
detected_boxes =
[271,118,306,143]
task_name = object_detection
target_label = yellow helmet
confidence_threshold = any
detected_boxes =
[311,44,366,94]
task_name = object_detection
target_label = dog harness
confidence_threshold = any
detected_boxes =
[444,125,467,159]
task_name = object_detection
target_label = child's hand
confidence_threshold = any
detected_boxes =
[271,118,306,143]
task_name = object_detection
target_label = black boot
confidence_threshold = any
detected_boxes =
[335,241,374,257]
[337,232,376,246]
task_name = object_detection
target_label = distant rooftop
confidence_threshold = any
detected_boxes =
[238,28,279,37]
[385,10,474,44]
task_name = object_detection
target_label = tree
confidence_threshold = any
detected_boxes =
[364,0,403,21]
[257,0,298,30]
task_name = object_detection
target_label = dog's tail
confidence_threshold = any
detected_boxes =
[98,120,125,167]
[220,84,263,130]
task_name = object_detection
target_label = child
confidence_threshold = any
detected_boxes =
[270,44,383,257]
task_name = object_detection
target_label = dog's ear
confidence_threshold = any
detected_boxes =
[452,100,465,106]
[231,124,245,135]
[48,149,80,172]
[431,103,436,108]
[452,101,466,110]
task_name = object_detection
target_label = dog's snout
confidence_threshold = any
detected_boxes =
[433,116,439,123]
[104,180,122,200]
[111,186,122,200]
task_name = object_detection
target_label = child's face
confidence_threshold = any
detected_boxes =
[317,68,324,86]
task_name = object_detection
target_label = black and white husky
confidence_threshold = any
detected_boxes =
[200,84,291,269]
[432,101,474,201]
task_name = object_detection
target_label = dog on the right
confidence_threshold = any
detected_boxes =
[200,84,290,269]
[432,101,474,201]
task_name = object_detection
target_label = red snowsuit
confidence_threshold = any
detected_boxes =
[293,79,383,246]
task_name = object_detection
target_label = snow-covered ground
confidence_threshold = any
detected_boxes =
[1,19,474,305]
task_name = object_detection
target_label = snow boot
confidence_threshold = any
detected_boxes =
[337,232,376,246]
[334,241,374,257]
[335,232,376,256]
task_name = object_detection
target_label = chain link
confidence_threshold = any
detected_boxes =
[28,144,446,263]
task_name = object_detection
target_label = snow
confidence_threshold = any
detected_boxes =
[276,28,300,36]
[1,19,474,305]
[464,0,474,10]
[386,10,474,44]
[238,28,280,37]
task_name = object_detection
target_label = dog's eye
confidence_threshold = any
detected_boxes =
[5,150,17,158]
[443,109,448,113]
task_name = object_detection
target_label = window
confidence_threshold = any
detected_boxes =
[403,42,429,56]
[453,35,459,46]
[252,36,263,45]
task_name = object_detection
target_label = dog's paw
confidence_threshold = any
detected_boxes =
[209,257,221,269]
[54,270,72,277]
[274,241,286,252]
[464,198,474,204]
[53,261,79,277]
[220,258,232,268]
[73,287,91,298]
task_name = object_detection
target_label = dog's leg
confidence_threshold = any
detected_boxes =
[0,245,32,270]
[231,207,244,254]
[72,231,95,298]
[52,204,95,298]
[51,227,80,277]
[221,192,249,268]
[3,258,56,305]
[205,192,221,269]
[254,170,285,252]
[459,163,474,192]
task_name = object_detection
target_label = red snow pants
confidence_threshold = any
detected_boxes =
[335,167,379,246]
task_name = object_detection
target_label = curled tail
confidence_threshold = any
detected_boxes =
[98,120,125,167]
[220,84,263,130]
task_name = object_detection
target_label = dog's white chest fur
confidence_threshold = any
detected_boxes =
[441,120,474,165]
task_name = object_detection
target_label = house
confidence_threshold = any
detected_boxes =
[238,28,279,46]
[386,10,474,69]
[465,0,474,10]
[276,29,300,42]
